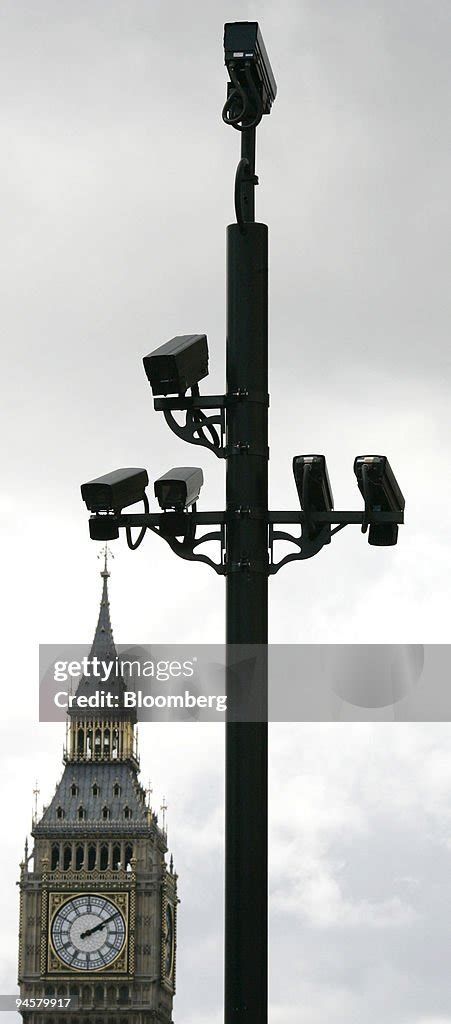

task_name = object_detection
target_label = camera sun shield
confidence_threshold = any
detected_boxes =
[354,456,405,511]
[143,335,209,396]
[154,467,204,511]
[293,455,334,513]
[81,468,149,514]
[354,456,405,547]
[224,22,277,114]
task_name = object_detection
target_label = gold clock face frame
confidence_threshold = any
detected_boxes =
[47,892,129,975]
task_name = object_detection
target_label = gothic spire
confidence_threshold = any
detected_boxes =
[89,544,116,662]
[66,546,138,756]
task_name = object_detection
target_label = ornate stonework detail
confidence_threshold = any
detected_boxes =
[40,886,48,976]
[17,886,24,980]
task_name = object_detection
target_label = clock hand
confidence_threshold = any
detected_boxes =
[80,911,120,939]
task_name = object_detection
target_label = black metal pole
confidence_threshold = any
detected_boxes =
[225,126,269,1023]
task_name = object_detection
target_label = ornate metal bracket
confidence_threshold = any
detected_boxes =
[267,508,403,574]
[113,511,227,575]
[154,390,270,459]
[152,519,226,575]
[268,523,334,574]
[154,395,226,457]
[103,507,403,576]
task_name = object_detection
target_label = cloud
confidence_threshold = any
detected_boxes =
[415,1020,451,1024]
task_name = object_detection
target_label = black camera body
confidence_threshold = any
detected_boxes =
[224,22,277,115]
[293,455,334,514]
[81,468,149,513]
[143,335,209,396]
[354,456,405,546]
[154,467,204,511]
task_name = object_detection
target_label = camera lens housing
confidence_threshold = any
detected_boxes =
[81,468,149,513]
[143,335,209,396]
[224,22,277,115]
[354,456,405,547]
[154,467,204,511]
[293,455,334,513]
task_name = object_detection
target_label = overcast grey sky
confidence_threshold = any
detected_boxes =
[1,2,451,1022]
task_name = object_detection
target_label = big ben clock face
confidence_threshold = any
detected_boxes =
[50,894,126,972]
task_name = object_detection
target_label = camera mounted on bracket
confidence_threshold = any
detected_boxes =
[143,334,226,456]
[223,22,277,130]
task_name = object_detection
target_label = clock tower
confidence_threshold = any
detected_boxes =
[18,553,178,1023]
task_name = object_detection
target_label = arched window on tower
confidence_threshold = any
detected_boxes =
[124,806,132,820]
[99,844,108,871]
[92,783,99,797]
[77,728,84,755]
[102,806,110,820]
[112,728,119,758]
[113,783,121,797]
[78,806,86,821]
[94,984,104,1005]
[86,728,93,758]
[103,728,110,755]
[118,986,129,1006]
[51,844,60,870]
[87,844,96,870]
[124,844,133,869]
[63,844,71,870]
[94,728,101,755]
[112,844,121,870]
[75,845,84,870]
[56,806,65,820]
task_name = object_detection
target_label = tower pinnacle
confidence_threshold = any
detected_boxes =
[98,543,113,580]
[65,550,138,762]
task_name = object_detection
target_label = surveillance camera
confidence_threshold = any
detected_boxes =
[81,468,149,514]
[154,467,204,511]
[224,22,277,115]
[143,335,209,396]
[354,456,405,546]
[292,455,334,514]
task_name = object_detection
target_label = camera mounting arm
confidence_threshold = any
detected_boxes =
[153,387,270,459]
[89,510,227,574]
[153,390,226,456]
[87,505,404,577]
[268,509,404,574]
[222,21,277,230]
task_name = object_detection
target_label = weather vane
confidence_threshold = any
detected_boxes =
[98,543,114,577]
